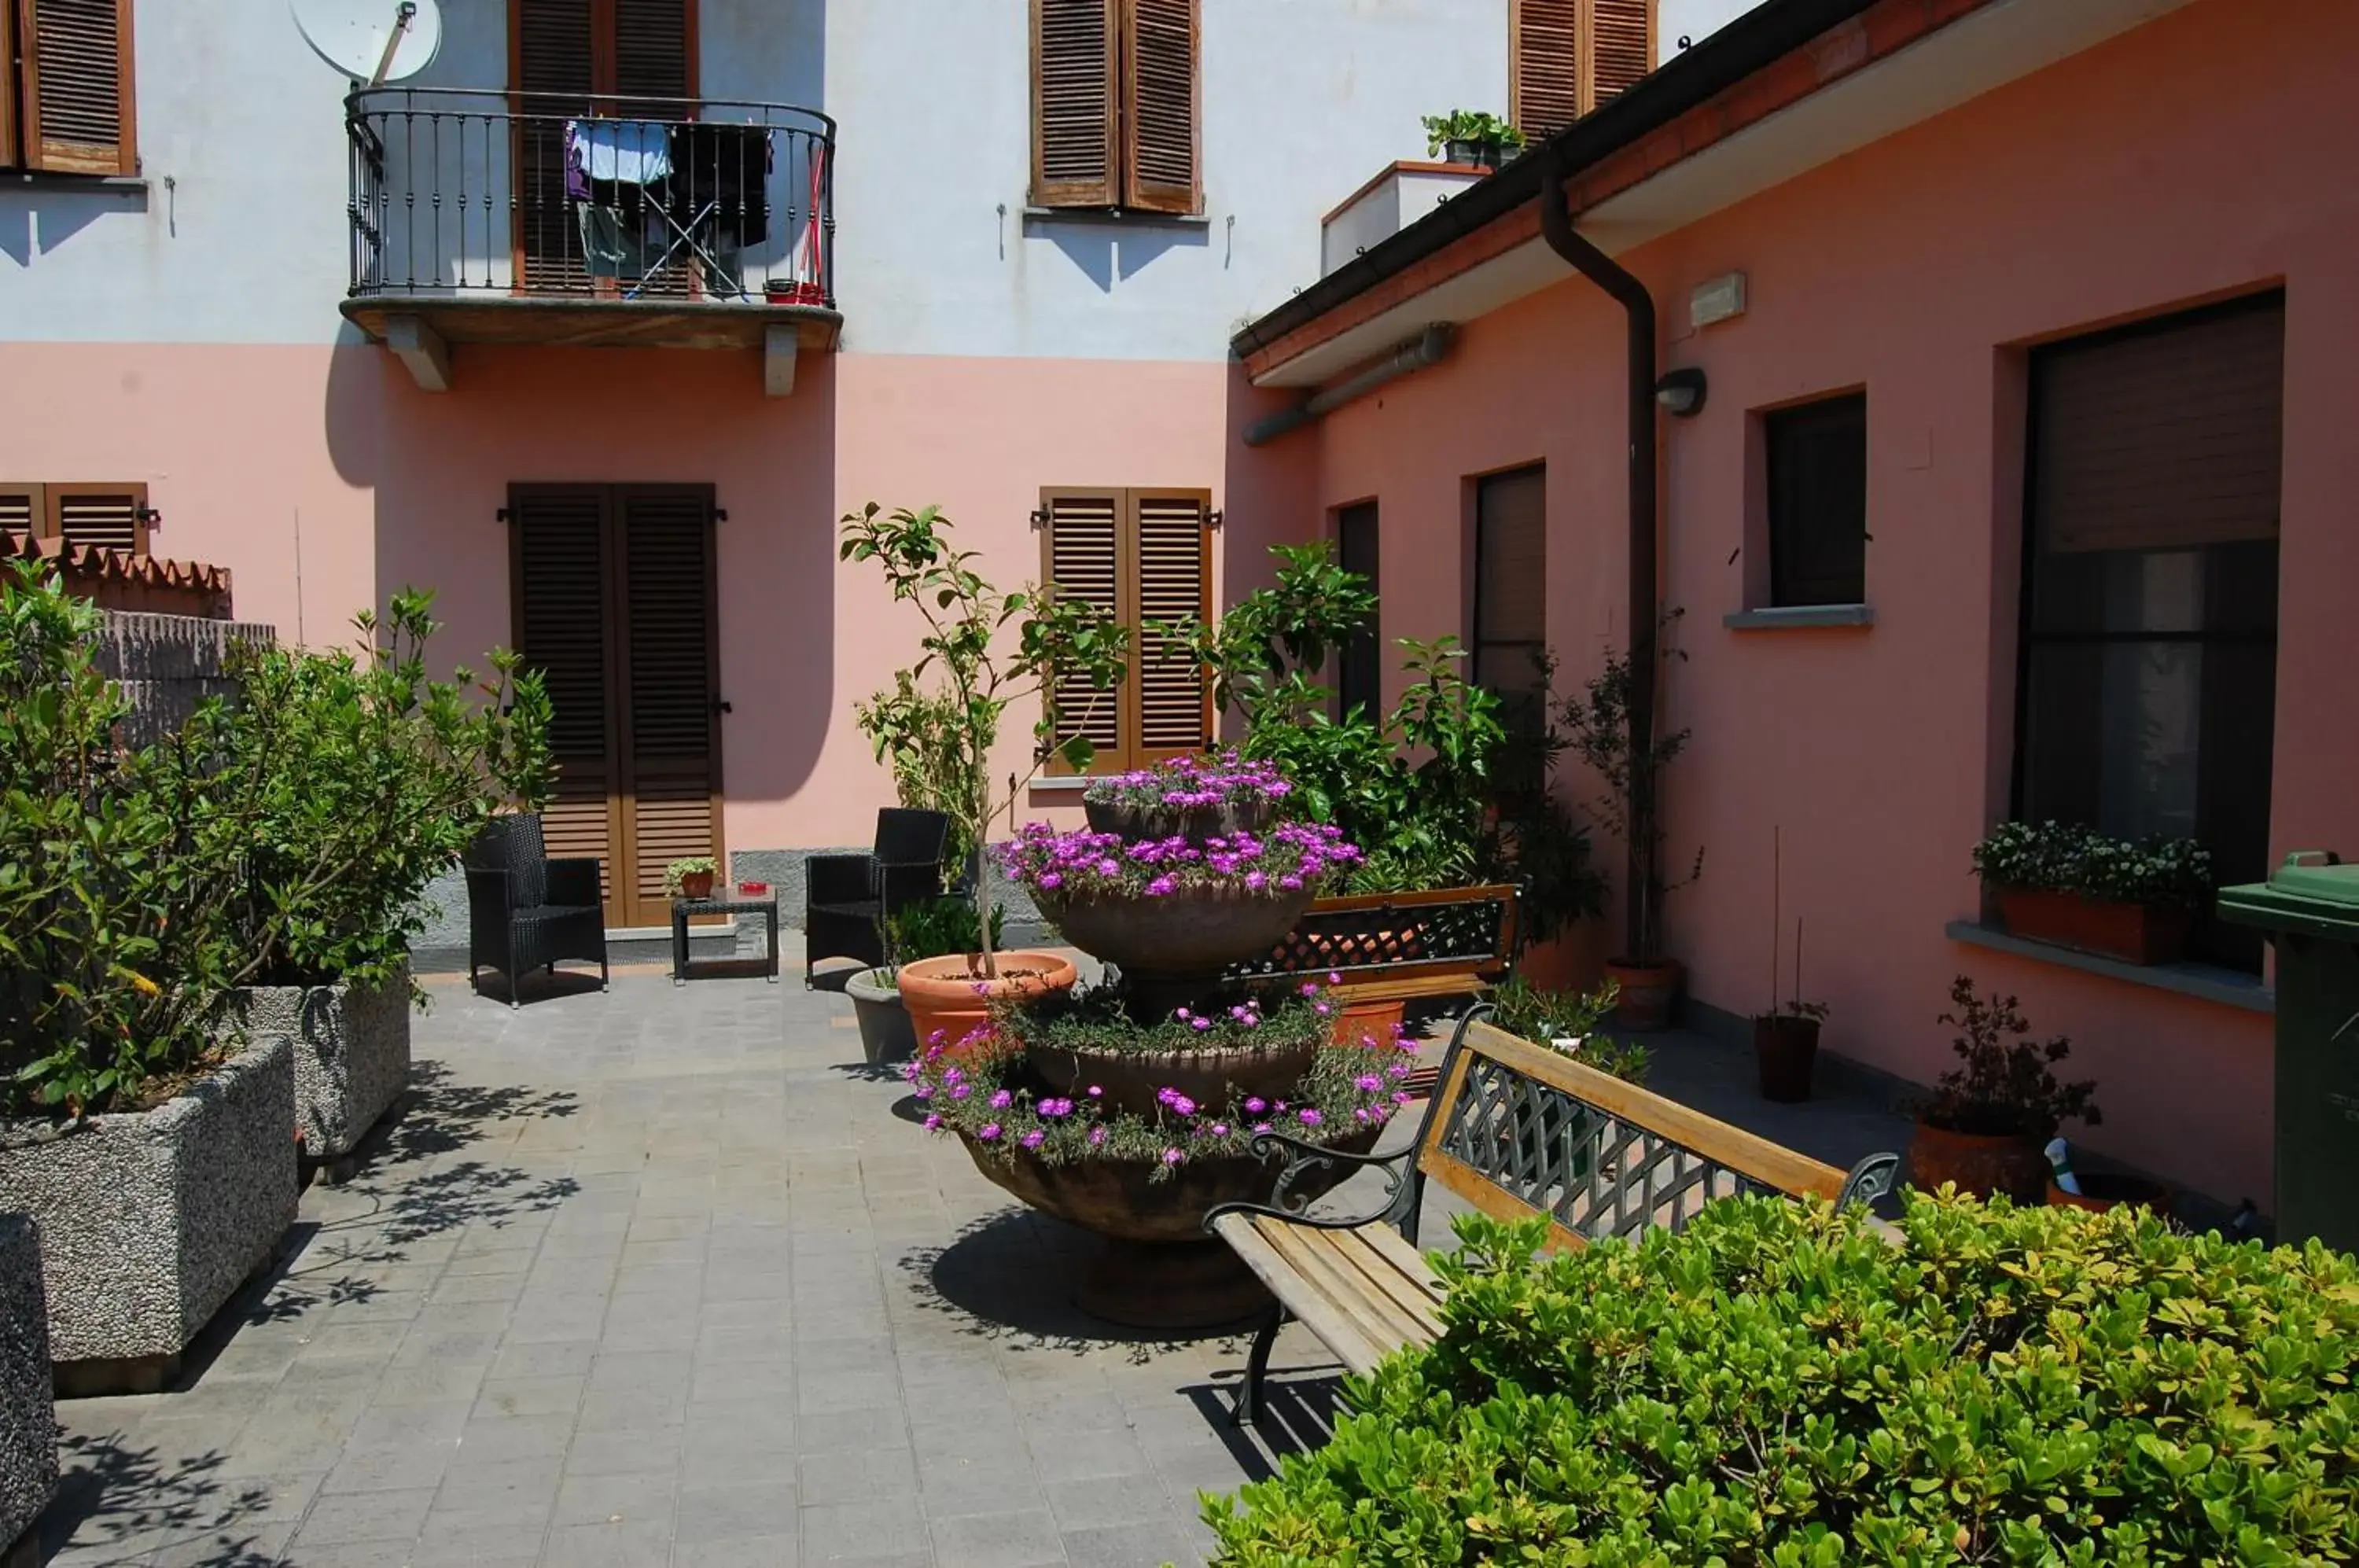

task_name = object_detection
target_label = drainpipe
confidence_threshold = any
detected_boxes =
[1538,147,1659,960]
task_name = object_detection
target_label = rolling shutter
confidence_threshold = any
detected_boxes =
[1132,490,1211,760]
[510,485,620,914]
[16,0,136,176]
[1032,0,1117,208]
[613,485,719,927]
[1121,0,1198,215]
[1514,0,1654,139]
[48,482,147,554]
[2033,298,2285,554]
[1040,490,1125,769]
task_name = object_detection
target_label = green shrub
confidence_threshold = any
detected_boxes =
[885,894,1003,967]
[1205,1194,2359,1566]
[1973,819,2214,907]
[1487,974,1646,1084]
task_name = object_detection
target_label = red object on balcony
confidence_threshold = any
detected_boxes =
[1996,889,2193,966]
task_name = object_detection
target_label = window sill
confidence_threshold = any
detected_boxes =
[1021,204,1211,229]
[1027,776,1095,794]
[1724,604,1875,630]
[6,170,148,202]
[1945,920,2273,1014]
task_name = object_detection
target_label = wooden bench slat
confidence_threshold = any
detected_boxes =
[1256,1217,1435,1356]
[1210,1213,1393,1377]
[1297,1225,1444,1340]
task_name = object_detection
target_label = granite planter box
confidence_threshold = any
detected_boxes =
[0,1036,299,1394]
[230,964,411,1164]
[0,1216,56,1567]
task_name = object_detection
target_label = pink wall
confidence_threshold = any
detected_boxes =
[1301,0,2359,1207]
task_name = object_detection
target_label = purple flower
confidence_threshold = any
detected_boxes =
[1087,1084,1103,1098]
[1393,1091,1413,1105]
[1252,1122,1272,1136]
[1299,981,1320,997]
[990,1090,1013,1110]
[1162,1148,1184,1165]
[1191,1018,1213,1032]
[1038,872,1062,890]
[1145,876,1176,897]
[1021,1129,1046,1149]
[1327,971,1343,985]
[1355,1073,1383,1092]
[951,1084,973,1100]
[1243,1097,1267,1114]
[978,1123,1002,1142]
[922,1113,942,1130]
[1088,1126,1109,1146]
[1298,1108,1323,1127]
[1313,1003,1331,1016]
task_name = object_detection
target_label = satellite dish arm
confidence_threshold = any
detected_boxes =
[370,1,417,87]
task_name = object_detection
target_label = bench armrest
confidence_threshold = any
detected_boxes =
[1203,1132,1419,1239]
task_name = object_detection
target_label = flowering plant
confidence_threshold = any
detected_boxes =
[1015,977,1350,1055]
[904,1026,1420,1180]
[999,819,1361,900]
[1083,750,1291,813]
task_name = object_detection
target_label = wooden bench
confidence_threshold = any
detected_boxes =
[1205,1007,1901,1424]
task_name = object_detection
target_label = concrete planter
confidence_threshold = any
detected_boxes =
[0,1216,56,1566]
[230,964,412,1162]
[846,968,918,1066]
[0,1036,299,1393]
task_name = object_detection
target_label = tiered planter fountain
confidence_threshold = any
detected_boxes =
[905,756,1419,1329]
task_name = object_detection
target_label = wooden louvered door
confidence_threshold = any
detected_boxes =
[1120,0,1198,215]
[1129,490,1212,763]
[611,486,722,928]
[15,0,137,176]
[1513,0,1654,140]
[510,482,721,930]
[1040,490,1125,771]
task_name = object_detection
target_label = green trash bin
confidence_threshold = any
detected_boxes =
[2219,852,2359,1253]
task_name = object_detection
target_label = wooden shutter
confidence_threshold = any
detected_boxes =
[1514,0,1654,139]
[613,485,720,928]
[1121,0,1198,215]
[1131,489,1211,760]
[1032,0,1117,208]
[510,484,620,916]
[2033,297,2285,554]
[46,481,147,555]
[16,0,135,175]
[1040,490,1125,771]
[612,0,692,101]
[1,5,16,167]
[513,0,596,293]
[0,484,43,550]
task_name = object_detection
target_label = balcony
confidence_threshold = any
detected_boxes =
[342,87,837,392]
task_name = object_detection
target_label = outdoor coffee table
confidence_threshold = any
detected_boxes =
[671,893,781,984]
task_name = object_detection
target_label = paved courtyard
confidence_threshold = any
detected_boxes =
[36,958,1916,1568]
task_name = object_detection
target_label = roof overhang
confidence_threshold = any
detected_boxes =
[1241,0,2192,388]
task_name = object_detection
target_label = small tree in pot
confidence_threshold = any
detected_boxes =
[1910,974,2100,1202]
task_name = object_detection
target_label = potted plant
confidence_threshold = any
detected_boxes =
[842,502,1132,1047]
[664,856,719,901]
[2043,1138,2173,1216]
[1972,820,2212,965]
[1420,110,1526,170]
[1750,829,1824,1102]
[1554,613,1699,1031]
[845,896,1006,1068]
[1909,975,2100,1202]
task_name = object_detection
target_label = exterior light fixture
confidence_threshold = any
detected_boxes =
[1654,366,1707,418]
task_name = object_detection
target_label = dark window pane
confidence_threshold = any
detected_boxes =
[1336,502,1381,722]
[1766,392,1867,606]
[1474,468,1548,798]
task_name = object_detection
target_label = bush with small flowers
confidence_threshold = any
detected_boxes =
[1082,750,1292,815]
[999,819,1361,900]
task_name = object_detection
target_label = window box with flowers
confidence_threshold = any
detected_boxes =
[1971,821,2214,967]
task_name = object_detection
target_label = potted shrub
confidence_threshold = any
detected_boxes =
[664,856,718,901]
[1909,974,2100,1202]
[1972,819,2212,965]
[1420,109,1526,170]
[212,593,551,1170]
[846,896,1005,1068]
[1554,613,1699,1032]
[0,1214,56,1564]
[842,502,1131,1045]
[0,562,300,1393]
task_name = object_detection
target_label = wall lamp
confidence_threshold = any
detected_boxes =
[1654,366,1708,418]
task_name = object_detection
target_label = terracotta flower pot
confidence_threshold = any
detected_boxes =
[676,870,715,900]
[1606,958,1684,1032]
[1517,924,1606,994]
[2048,1172,2173,1216]
[896,951,1079,1062]
[1751,1014,1820,1103]
[1995,889,2192,966]
[1910,1119,2049,1202]
[1041,883,1316,977]
[1330,994,1404,1049]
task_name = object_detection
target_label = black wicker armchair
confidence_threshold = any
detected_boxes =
[804,808,951,984]
[465,814,609,1007]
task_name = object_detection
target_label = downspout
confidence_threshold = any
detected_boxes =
[1538,147,1660,962]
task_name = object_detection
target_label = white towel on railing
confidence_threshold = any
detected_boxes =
[568,120,671,186]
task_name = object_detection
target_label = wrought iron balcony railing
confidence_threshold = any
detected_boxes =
[346,86,835,311]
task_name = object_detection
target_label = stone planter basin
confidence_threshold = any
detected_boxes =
[1041,884,1316,977]
[1082,795,1274,847]
[0,1036,299,1392]
[847,967,919,1066]
[1021,1035,1322,1119]
[230,963,411,1161]
[0,1214,56,1562]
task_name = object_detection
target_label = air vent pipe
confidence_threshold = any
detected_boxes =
[1242,324,1456,446]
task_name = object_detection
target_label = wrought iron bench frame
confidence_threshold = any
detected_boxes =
[1205,1004,1901,1426]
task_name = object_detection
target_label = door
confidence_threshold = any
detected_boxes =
[510,482,723,929]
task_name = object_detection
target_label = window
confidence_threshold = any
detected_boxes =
[3,0,138,175]
[1473,468,1548,788]
[2016,293,2284,971]
[1031,0,1199,215]
[1039,487,1213,772]
[1334,502,1381,722]
[1765,392,1868,607]
[0,482,152,556]
[1511,0,1654,141]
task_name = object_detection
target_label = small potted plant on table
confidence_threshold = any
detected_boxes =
[1971,820,2212,965]
[1909,975,2100,1202]
[664,856,718,902]
[1420,110,1526,170]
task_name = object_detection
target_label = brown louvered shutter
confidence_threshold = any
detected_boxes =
[1590,0,1654,107]
[613,485,720,928]
[510,484,621,920]
[0,5,16,167]
[1121,0,1198,215]
[513,0,595,293]
[49,482,147,555]
[16,0,136,175]
[1040,490,1125,771]
[1514,0,1654,139]
[0,485,43,549]
[1032,0,1117,208]
[612,0,691,101]
[1131,490,1211,761]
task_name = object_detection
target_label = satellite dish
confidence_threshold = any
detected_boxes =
[293,0,443,85]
